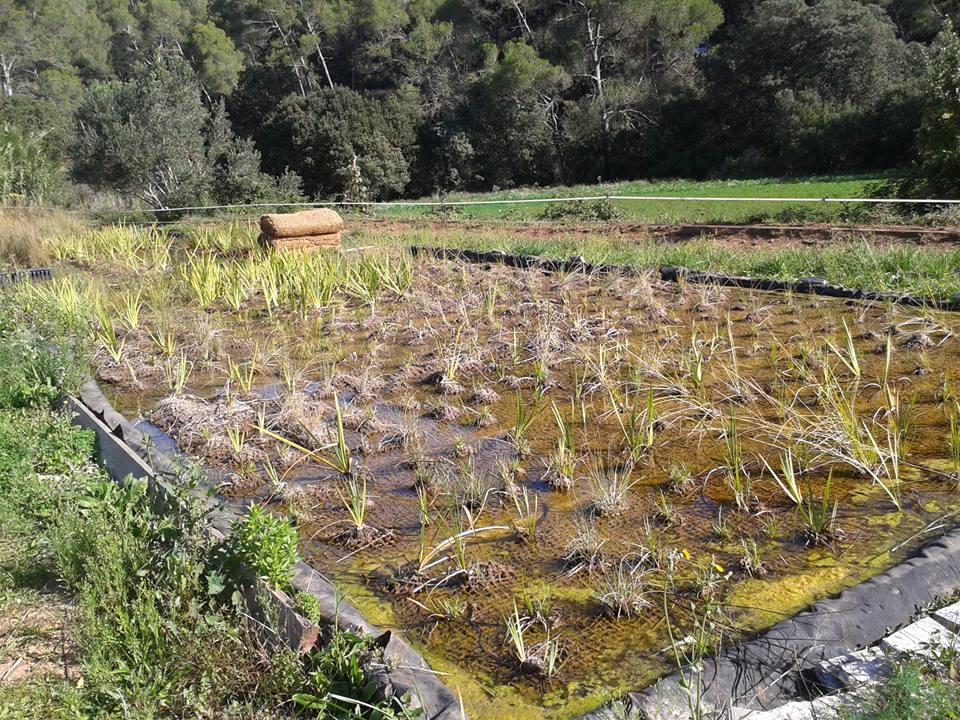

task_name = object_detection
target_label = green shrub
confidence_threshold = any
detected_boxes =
[838,661,960,720]
[294,590,323,624]
[0,291,88,409]
[538,199,624,222]
[227,504,300,589]
[0,125,63,205]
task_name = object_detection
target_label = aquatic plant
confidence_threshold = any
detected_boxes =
[825,319,861,379]
[950,406,960,485]
[712,508,731,542]
[608,386,657,462]
[562,518,607,576]
[511,485,539,541]
[94,301,125,363]
[508,392,540,455]
[163,351,193,396]
[115,288,144,332]
[337,470,368,534]
[593,555,653,619]
[738,537,767,577]
[720,410,750,511]
[504,600,561,677]
[588,460,636,517]
[226,425,247,455]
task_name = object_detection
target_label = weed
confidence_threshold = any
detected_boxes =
[593,555,653,619]
[227,504,300,588]
[588,460,636,517]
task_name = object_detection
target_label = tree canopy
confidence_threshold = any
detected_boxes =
[0,0,953,204]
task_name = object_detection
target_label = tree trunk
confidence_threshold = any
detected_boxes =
[0,55,15,97]
[315,43,334,90]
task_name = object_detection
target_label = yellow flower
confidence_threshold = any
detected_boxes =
[681,548,691,560]
[713,562,725,573]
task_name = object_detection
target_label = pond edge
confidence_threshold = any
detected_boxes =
[409,245,960,312]
[68,378,464,720]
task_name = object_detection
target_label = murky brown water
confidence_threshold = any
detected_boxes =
[96,255,960,719]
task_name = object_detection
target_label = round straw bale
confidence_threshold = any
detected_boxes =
[259,208,344,238]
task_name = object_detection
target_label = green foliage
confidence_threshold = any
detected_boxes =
[189,21,245,97]
[916,21,960,197]
[0,289,88,409]
[226,504,300,589]
[70,59,302,210]
[0,408,94,480]
[263,87,418,200]
[0,125,64,204]
[689,0,922,177]
[294,628,420,718]
[0,0,948,199]
[294,590,323,624]
[538,199,624,222]
[837,661,960,720]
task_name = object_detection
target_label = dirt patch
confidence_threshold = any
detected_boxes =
[0,587,75,685]
[353,217,960,249]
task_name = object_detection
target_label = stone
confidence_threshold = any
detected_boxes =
[808,647,889,691]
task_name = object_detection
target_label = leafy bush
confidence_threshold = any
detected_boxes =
[71,58,302,212]
[226,504,300,588]
[294,590,323,624]
[0,125,63,205]
[837,661,960,720]
[916,22,960,197]
[0,408,94,480]
[0,290,88,409]
[294,628,417,718]
[538,199,624,222]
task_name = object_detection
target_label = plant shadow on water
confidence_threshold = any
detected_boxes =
[51,229,960,719]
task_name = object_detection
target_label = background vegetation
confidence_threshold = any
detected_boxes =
[3,0,960,209]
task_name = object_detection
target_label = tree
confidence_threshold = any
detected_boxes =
[916,21,960,195]
[464,41,569,187]
[189,21,245,97]
[70,59,299,209]
[262,86,419,199]
[697,0,921,174]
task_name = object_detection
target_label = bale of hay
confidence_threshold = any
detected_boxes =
[265,232,342,253]
[260,209,343,238]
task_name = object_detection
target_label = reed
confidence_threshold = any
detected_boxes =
[588,459,636,517]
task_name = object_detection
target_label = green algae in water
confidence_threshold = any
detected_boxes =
[91,251,960,720]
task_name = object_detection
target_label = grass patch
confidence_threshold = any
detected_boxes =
[355,228,960,303]
[838,662,960,720]
[0,209,84,269]
[367,175,886,224]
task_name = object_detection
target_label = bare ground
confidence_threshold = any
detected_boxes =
[352,217,960,250]
[0,586,75,686]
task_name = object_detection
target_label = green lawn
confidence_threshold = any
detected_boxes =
[365,175,889,224]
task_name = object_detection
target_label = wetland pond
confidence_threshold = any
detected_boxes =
[85,247,960,719]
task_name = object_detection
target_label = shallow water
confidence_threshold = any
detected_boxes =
[95,257,960,719]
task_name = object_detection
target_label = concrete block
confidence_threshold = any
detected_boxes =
[881,615,960,658]
[932,599,960,632]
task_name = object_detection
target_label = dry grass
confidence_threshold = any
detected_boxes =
[0,210,83,269]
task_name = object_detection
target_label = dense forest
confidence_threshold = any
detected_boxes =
[3,0,960,207]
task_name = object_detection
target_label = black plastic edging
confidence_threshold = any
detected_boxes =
[69,379,464,720]
[0,268,53,285]
[410,246,960,312]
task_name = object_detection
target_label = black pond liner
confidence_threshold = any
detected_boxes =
[0,267,53,285]
[409,246,960,312]
[405,246,960,717]
[69,379,463,720]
